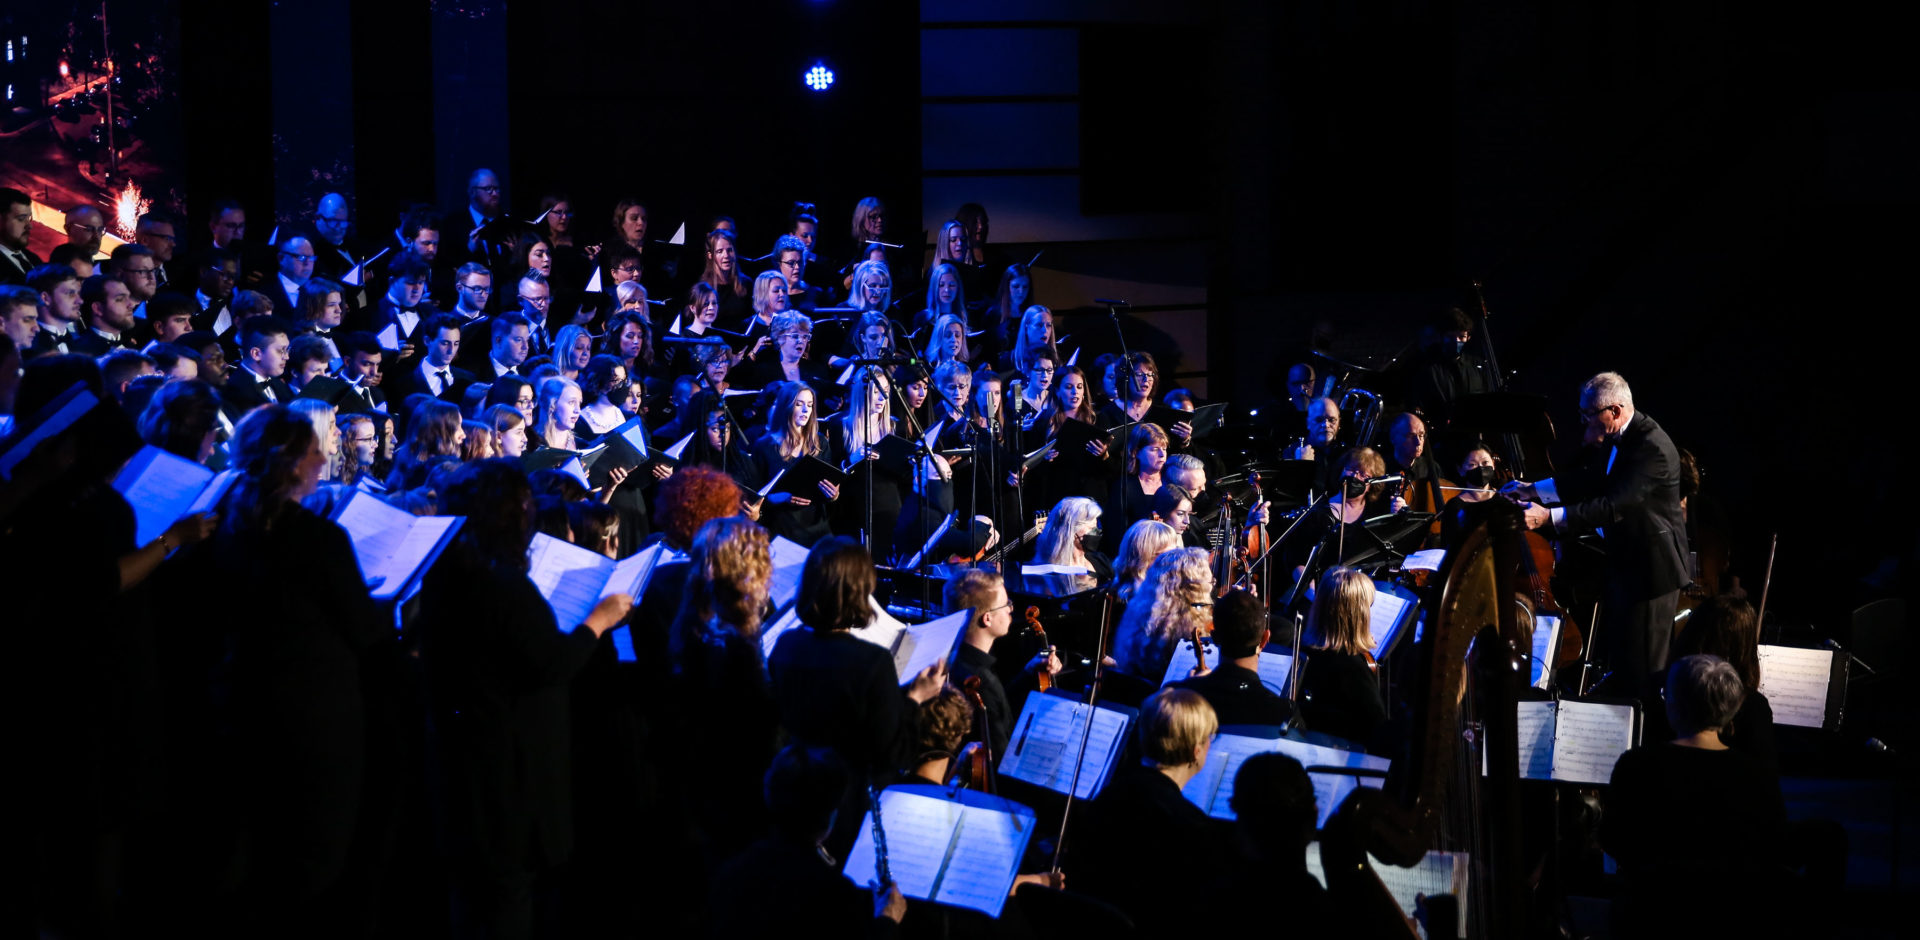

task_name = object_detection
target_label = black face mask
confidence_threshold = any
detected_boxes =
[1461,465,1496,488]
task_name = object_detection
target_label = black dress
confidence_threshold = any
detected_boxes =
[416,546,602,927]
[827,419,906,560]
[668,618,780,860]
[1298,648,1385,747]
[752,433,837,547]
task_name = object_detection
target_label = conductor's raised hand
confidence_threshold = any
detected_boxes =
[583,593,634,636]
[1500,479,1536,501]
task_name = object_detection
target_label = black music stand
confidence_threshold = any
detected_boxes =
[1340,512,1436,572]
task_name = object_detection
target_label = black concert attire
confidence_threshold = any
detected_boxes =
[1404,344,1492,420]
[741,356,834,403]
[752,434,836,547]
[389,360,476,415]
[0,242,42,283]
[666,615,780,860]
[1075,765,1228,932]
[1168,662,1293,727]
[1033,415,1117,512]
[67,325,133,358]
[416,541,603,938]
[950,643,1016,761]
[171,501,388,929]
[827,419,906,561]
[1601,742,1788,936]
[1102,475,1161,556]
[710,836,898,939]
[368,296,435,354]
[1385,449,1447,515]
[1298,648,1385,747]
[1538,410,1689,696]
[766,625,917,856]
[218,364,295,420]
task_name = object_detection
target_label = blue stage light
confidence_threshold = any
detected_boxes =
[804,64,834,92]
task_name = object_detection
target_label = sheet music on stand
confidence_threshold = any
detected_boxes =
[997,691,1134,799]
[1181,730,1391,829]
[1365,579,1420,661]
[1756,645,1843,730]
[1529,616,1561,691]
[1306,843,1469,938]
[1160,639,1294,695]
[841,784,1037,919]
[1491,697,1639,785]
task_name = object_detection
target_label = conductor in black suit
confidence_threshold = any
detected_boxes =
[1508,371,1689,696]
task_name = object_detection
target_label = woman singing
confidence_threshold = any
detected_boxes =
[753,381,841,546]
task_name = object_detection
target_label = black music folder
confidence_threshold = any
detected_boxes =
[757,455,848,499]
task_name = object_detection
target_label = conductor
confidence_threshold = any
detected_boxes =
[1504,372,1688,696]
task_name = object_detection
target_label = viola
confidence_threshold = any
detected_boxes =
[956,676,997,794]
[1023,605,1054,692]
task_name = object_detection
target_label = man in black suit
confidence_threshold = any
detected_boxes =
[268,235,318,320]
[472,310,533,384]
[447,263,494,372]
[0,187,43,285]
[136,211,185,290]
[1510,371,1689,696]
[220,316,295,420]
[335,330,389,415]
[0,284,40,351]
[390,313,476,415]
[453,167,505,267]
[1168,589,1293,727]
[305,193,359,285]
[25,263,82,359]
[192,248,243,337]
[67,275,138,358]
[369,257,435,359]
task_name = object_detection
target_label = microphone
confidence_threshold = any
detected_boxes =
[1864,737,1894,755]
[1096,298,1130,306]
[851,354,921,367]
[1823,638,1879,675]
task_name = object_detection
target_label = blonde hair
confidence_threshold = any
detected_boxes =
[848,260,891,314]
[1305,566,1375,656]
[923,262,966,321]
[844,367,892,452]
[943,567,1004,633]
[534,376,581,449]
[687,516,772,640]
[1138,688,1217,767]
[923,312,971,365]
[1114,519,1180,603]
[287,399,337,481]
[1036,496,1101,568]
[1113,547,1213,678]
[751,269,788,318]
[850,197,885,244]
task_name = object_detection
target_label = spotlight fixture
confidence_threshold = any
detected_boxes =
[804,64,834,92]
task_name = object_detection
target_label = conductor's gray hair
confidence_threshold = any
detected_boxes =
[1665,654,1747,737]
[1581,371,1633,409]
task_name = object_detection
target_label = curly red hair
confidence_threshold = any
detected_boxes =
[657,465,742,548]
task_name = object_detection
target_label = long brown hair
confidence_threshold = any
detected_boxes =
[1673,595,1761,689]
[222,405,318,535]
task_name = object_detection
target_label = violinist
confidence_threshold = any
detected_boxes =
[1075,689,1224,933]
[1111,546,1213,679]
[1298,566,1387,748]
[944,568,1061,761]
[900,687,973,787]
[1502,371,1687,697]
[1167,588,1291,726]
[1165,453,1270,551]
[1283,446,1405,574]
[1383,412,1445,515]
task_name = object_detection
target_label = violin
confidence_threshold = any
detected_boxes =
[955,676,997,794]
[1192,624,1210,675]
[1023,606,1054,692]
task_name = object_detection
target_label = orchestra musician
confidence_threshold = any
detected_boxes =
[1503,371,1688,697]
[1030,496,1113,581]
[944,568,1060,762]
[1382,411,1445,515]
[1112,519,1183,607]
[1167,588,1292,726]
[1111,546,1213,679]
[900,688,973,787]
[1297,566,1387,747]
[1164,453,1270,551]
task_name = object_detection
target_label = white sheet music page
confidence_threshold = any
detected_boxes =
[850,597,908,666]
[112,445,215,546]
[1181,732,1279,818]
[1513,700,1558,780]
[759,605,802,661]
[1756,645,1833,729]
[1163,640,1296,696]
[935,804,1029,915]
[841,789,951,902]
[767,536,809,608]
[998,694,1128,799]
[894,610,970,685]
[1304,846,1468,938]
[1550,700,1636,784]
[1530,616,1561,690]
[1402,548,1446,572]
[1366,583,1412,659]
[841,786,1033,919]
[525,533,614,633]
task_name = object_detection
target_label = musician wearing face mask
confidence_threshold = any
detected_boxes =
[1503,372,1688,697]
[1164,453,1270,551]
[1437,445,1500,547]
[1405,306,1492,420]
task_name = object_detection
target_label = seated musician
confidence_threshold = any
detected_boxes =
[1437,444,1499,546]
[1075,689,1225,932]
[766,538,947,855]
[1602,655,1788,938]
[1287,396,1348,494]
[1298,567,1387,747]
[1218,753,1337,936]
[1666,596,1778,778]
[709,746,906,935]
[1165,453,1270,551]
[1149,483,1196,543]
[1030,496,1113,582]
[1383,411,1445,514]
[1111,546,1214,680]
[945,568,1062,760]
[1168,588,1292,726]
[900,688,973,787]
[1111,519,1182,606]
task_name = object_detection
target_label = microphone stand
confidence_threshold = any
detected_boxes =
[867,354,932,606]
[1052,590,1115,875]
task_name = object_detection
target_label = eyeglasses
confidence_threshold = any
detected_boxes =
[1131,371,1156,382]
[280,251,316,261]
[548,209,573,218]
[350,435,377,444]
[1579,403,1621,421]
[460,283,492,293]
[1031,366,1056,374]
[522,295,551,307]
[613,264,641,275]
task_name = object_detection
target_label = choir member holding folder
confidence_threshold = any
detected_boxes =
[753,382,841,547]
[417,459,634,937]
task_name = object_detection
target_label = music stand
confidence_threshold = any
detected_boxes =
[1340,512,1437,571]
